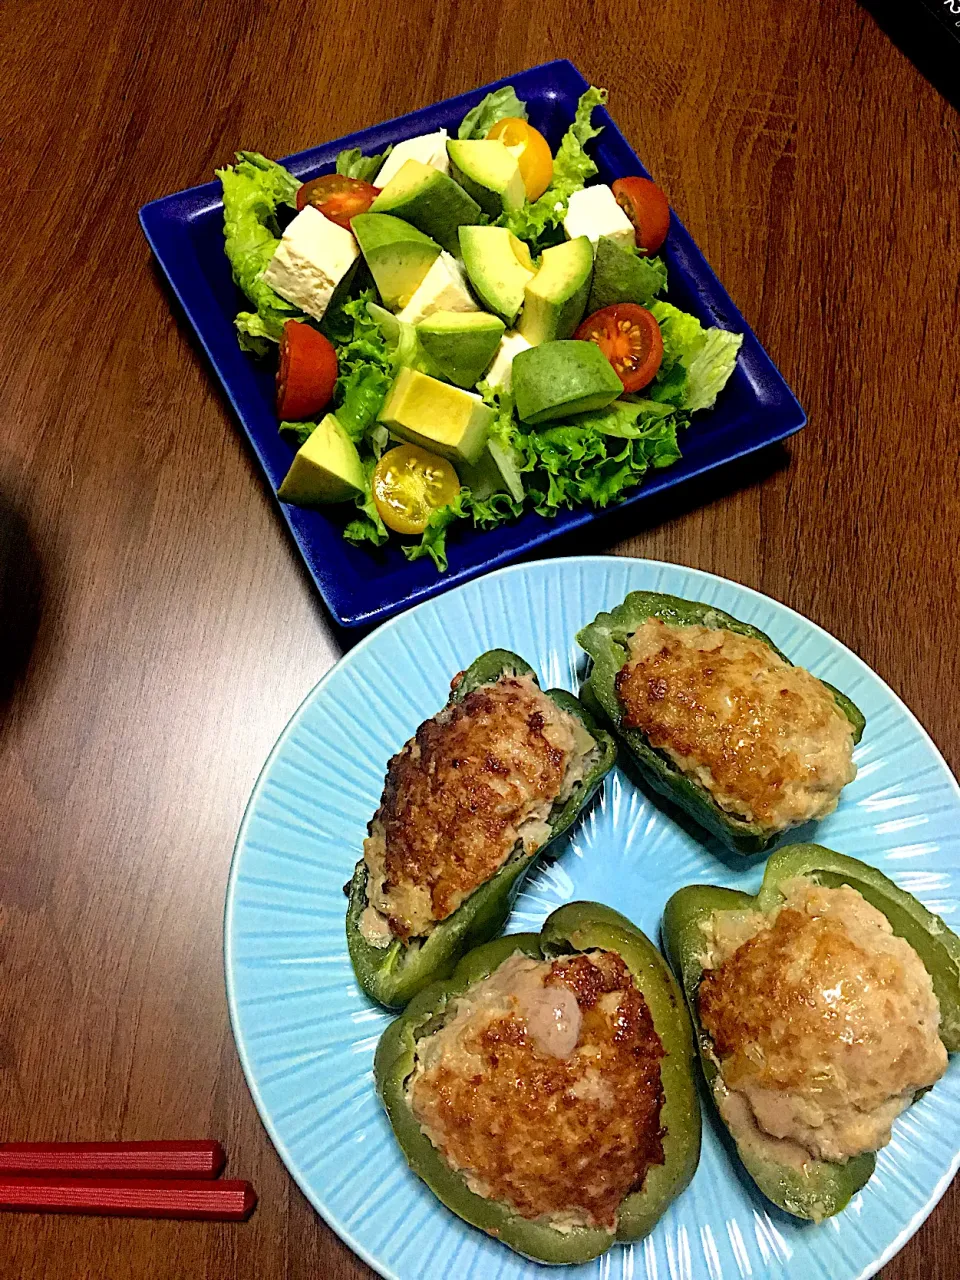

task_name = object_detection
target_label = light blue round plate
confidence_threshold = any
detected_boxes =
[225,557,960,1280]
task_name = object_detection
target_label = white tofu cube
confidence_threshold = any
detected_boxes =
[563,185,635,251]
[483,330,532,394]
[397,252,478,325]
[375,130,450,188]
[262,206,359,322]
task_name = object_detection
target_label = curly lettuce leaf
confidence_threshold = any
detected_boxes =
[344,457,390,549]
[402,493,471,571]
[335,145,392,182]
[649,301,743,412]
[365,302,433,375]
[550,85,606,196]
[458,86,528,140]
[683,327,744,412]
[337,363,394,441]
[320,293,395,441]
[234,310,283,357]
[498,87,606,252]
[217,151,303,347]
[279,420,317,449]
[508,397,683,516]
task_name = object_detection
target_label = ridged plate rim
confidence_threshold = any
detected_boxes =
[225,556,960,1280]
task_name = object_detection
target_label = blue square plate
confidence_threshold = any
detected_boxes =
[140,59,804,628]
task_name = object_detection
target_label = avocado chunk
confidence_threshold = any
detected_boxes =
[277,413,365,505]
[587,235,668,313]
[378,368,494,464]
[370,159,483,256]
[518,236,594,345]
[416,311,505,389]
[512,341,622,424]
[447,139,525,218]
[458,225,535,324]
[396,252,478,326]
[458,437,525,502]
[350,213,441,309]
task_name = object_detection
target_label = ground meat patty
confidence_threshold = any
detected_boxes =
[614,618,856,833]
[408,949,665,1231]
[698,878,947,1162]
[364,675,592,941]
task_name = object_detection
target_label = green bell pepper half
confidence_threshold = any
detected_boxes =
[374,900,701,1263]
[346,650,617,1009]
[577,591,866,854]
[662,843,960,1221]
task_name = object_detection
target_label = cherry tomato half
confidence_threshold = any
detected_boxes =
[276,320,338,421]
[372,444,461,536]
[611,177,671,254]
[295,174,380,228]
[575,303,664,392]
[486,118,554,201]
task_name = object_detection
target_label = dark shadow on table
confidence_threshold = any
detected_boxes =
[859,0,960,113]
[0,491,45,730]
[520,440,791,564]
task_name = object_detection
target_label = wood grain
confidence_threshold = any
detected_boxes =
[1,0,958,1275]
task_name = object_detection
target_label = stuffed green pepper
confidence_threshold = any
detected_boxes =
[347,650,616,1009]
[577,591,865,854]
[375,901,701,1263]
[662,844,960,1221]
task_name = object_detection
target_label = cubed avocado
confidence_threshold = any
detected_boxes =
[458,225,535,324]
[512,341,623,424]
[277,413,365,505]
[378,368,495,464]
[370,159,482,256]
[518,237,594,345]
[447,139,525,218]
[350,213,441,309]
[416,310,505,388]
[586,235,668,313]
[459,438,525,502]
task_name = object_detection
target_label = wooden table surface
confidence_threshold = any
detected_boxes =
[2,0,958,1275]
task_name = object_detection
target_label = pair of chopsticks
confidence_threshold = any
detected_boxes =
[0,1141,256,1221]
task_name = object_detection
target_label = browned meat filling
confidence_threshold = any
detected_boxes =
[408,949,665,1231]
[363,674,596,942]
[614,618,856,833]
[697,878,946,1164]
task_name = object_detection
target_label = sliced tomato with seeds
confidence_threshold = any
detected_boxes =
[574,303,664,392]
[295,174,379,228]
[611,177,671,254]
[276,320,338,421]
[372,444,461,536]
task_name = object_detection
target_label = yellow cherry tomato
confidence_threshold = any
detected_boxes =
[487,118,554,201]
[372,444,461,536]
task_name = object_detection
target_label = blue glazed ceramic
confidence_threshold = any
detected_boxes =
[141,64,804,627]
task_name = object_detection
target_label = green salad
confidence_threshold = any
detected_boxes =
[217,85,743,571]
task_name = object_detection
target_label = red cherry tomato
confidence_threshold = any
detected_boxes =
[276,321,338,421]
[574,303,664,392]
[295,174,379,228]
[611,177,671,254]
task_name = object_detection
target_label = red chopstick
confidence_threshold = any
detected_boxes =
[0,1141,226,1180]
[0,1176,256,1220]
